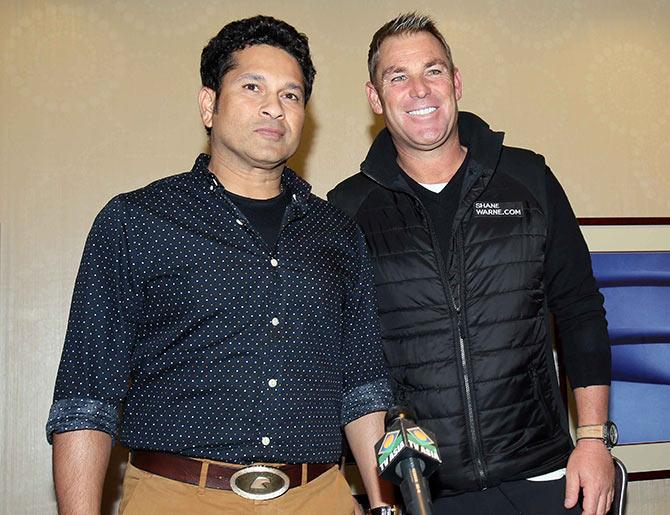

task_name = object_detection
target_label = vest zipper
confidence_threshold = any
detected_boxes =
[454,228,487,488]
[422,204,487,488]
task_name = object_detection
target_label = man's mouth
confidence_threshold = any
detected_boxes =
[407,107,437,116]
[255,127,285,140]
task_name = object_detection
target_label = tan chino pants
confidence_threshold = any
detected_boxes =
[119,461,355,515]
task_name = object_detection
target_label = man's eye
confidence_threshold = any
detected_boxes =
[284,92,301,102]
[243,83,259,91]
[427,68,442,76]
[390,75,406,83]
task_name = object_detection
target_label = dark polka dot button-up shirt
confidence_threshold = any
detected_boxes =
[46,154,392,464]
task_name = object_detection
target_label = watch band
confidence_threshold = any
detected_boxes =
[576,421,618,449]
[576,424,605,440]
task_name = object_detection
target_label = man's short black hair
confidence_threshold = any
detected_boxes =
[201,15,316,105]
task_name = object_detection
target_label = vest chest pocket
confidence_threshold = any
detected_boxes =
[463,201,546,275]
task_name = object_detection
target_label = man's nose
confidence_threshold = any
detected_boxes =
[408,76,430,99]
[260,95,284,119]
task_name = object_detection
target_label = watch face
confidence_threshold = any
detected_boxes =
[607,422,619,446]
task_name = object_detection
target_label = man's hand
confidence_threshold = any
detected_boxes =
[564,439,615,515]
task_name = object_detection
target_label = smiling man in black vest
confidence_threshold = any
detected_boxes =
[330,13,615,515]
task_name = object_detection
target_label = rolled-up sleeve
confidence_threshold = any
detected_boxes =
[46,195,141,443]
[341,227,393,426]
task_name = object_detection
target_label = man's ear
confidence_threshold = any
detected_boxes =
[453,67,463,101]
[365,81,384,115]
[198,87,216,129]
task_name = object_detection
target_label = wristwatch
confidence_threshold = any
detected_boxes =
[576,421,618,449]
[368,507,399,515]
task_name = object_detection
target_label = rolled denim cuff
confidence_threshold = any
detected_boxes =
[341,378,393,426]
[46,398,119,444]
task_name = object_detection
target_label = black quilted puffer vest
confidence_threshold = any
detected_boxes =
[329,112,573,496]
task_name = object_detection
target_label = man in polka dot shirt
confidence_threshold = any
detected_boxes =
[47,16,393,515]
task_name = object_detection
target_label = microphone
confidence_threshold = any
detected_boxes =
[376,408,441,515]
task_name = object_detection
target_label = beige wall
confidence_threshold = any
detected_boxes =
[1,1,669,513]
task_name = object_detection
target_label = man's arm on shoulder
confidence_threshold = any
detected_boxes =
[52,430,112,515]
[564,386,614,515]
[327,173,376,220]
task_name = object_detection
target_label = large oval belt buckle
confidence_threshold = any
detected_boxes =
[230,465,290,500]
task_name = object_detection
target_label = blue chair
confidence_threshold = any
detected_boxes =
[591,251,670,445]
[591,251,670,515]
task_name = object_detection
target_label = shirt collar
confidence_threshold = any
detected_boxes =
[190,153,312,211]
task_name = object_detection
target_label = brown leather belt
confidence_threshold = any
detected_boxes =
[131,451,336,491]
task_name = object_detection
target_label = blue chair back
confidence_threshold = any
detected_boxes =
[591,251,670,445]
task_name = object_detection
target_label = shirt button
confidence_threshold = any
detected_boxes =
[268,379,278,388]
[292,194,297,201]
[270,258,278,267]
[235,219,244,226]
[209,185,214,191]
[271,317,279,326]
[261,436,270,446]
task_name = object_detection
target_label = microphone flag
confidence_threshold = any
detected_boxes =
[376,416,441,483]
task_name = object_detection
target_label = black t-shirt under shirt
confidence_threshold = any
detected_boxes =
[400,151,470,258]
[226,188,290,249]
